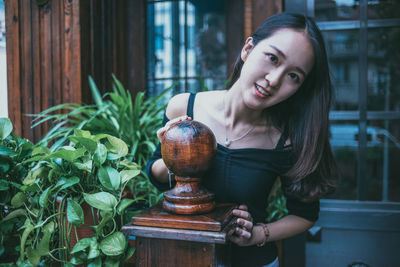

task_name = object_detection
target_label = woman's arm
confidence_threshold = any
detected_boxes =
[149,93,191,184]
[229,206,314,246]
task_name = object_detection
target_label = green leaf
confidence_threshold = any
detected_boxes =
[50,147,86,162]
[99,232,126,256]
[69,136,97,153]
[119,159,140,170]
[39,187,52,208]
[71,237,93,254]
[67,200,84,226]
[0,118,13,140]
[104,257,119,267]
[74,129,92,138]
[55,176,80,190]
[84,192,117,212]
[74,160,93,171]
[0,179,9,191]
[31,146,50,156]
[0,145,16,157]
[2,209,27,221]
[87,257,102,267]
[93,143,107,166]
[98,166,120,191]
[70,252,86,265]
[116,198,136,215]
[26,247,41,266]
[120,170,140,184]
[89,76,104,108]
[11,192,26,208]
[105,135,128,157]
[37,222,55,256]
[20,222,34,260]
[23,171,36,186]
[94,212,113,235]
[88,239,100,259]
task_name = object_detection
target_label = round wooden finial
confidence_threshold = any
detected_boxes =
[161,120,217,177]
[161,120,217,214]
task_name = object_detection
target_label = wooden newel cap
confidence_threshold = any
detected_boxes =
[161,120,217,177]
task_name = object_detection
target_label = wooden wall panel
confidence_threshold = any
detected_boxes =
[19,0,34,141]
[5,0,22,136]
[244,0,283,37]
[5,0,83,141]
[227,0,245,75]
[5,0,146,141]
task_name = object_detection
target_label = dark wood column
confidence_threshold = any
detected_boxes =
[244,0,283,37]
[5,0,83,141]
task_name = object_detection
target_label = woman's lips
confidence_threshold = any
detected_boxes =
[254,84,271,99]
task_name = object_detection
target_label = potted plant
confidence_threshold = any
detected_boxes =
[2,120,145,265]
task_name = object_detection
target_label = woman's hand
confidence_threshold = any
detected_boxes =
[228,205,255,246]
[156,115,192,142]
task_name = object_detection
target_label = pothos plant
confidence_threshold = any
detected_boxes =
[4,126,143,266]
[0,118,35,264]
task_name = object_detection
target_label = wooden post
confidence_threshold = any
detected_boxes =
[122,203,237,267]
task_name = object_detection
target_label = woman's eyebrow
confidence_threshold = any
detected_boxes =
[269,45,286,59]
[269,44,307,77]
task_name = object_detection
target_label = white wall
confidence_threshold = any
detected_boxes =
[0,3,8,118]
[0,46,7,118]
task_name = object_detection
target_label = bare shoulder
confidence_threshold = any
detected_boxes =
[195,90,225,108]
[165,93,190,120]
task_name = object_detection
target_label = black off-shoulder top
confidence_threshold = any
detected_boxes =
[145,93,319,266]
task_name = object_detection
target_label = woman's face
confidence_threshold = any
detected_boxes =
[238,28,315,111]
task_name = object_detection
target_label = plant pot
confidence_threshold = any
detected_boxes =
[56,199,99,251]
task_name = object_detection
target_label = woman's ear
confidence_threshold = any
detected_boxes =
[241,37,254,62]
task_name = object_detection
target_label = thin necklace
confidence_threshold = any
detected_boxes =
[223,92,256,147]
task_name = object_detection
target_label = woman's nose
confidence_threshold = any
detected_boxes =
[265,69,283,88]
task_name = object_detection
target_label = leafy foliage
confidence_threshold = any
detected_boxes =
[266,178,288,223]
[3,128,144,265]
[0,118,35,263]
[0,75,173,265]
[33,75,171,168]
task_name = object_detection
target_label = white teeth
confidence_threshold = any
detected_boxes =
[255,84,270,96]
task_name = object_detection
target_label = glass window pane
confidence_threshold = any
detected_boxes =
[323,30,359,110]
[366,119,400,201]
[367,27,400,111]
[368,0,400,20]
[329,121,359,200]
[147,0,227,97]
[315,0,359,22]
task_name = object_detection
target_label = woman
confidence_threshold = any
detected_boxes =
[146,13,337,266]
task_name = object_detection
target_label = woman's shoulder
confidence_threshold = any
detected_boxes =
[166,91,224,119]
[165,93,190,119]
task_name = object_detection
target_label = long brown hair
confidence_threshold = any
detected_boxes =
[227,13,338,201]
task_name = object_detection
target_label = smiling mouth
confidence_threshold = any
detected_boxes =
[255,84,271,97]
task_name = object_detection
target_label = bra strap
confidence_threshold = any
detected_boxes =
[275,128,289,150]
[186,92,196,118]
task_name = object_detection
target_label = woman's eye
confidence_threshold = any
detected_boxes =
[267,54,278,63]
[288,73,300,82]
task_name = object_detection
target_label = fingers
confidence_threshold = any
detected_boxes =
[236,218,253,232]
[228,205,254,246]
[232,208,253,222]
[157,115,192,141]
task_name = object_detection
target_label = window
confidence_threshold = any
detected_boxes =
[286,0,400,201]
[147,0,227,101]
